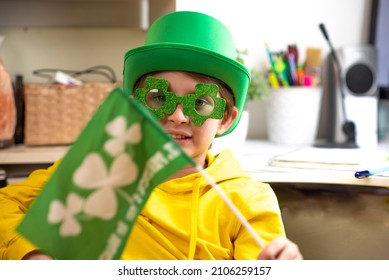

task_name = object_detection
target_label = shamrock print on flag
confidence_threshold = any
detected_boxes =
[73,153,138,220]
[17,88,193,259]
[104,116,141,157]
[47,116,141,236]
[48,193,84,237]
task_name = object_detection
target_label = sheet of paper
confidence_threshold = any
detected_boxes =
[268,146,389,172]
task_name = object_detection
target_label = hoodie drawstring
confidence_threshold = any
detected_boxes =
[188,178,201,260]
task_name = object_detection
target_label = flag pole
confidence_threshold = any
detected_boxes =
[196,165,265,249]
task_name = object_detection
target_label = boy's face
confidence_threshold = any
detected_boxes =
[139,71,237,165]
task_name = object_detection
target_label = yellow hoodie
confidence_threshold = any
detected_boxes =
[0,149,285,260]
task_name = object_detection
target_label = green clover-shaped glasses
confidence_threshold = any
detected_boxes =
[134,76,226,126]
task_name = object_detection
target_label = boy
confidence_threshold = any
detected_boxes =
[0,11,302,260]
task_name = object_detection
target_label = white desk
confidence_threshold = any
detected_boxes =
[238,140,389,188]
[236,140,389,260]
[0,145,68,183]
[1,140,389,187]
[0,144,68,164]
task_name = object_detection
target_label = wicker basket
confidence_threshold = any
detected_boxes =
[24,82,117,146]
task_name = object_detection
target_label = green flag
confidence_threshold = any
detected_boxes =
[17,87,194,259]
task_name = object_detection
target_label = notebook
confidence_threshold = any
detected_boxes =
[268,146,389,171]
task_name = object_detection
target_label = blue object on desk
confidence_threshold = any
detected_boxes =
[354,166,389,179]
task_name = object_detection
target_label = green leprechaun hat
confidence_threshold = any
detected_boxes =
[123,11,250,136]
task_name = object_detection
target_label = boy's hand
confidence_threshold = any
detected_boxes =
[258,237,303,260]
[23,250,53,260]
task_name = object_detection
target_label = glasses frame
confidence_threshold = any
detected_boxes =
[134,76,226,126]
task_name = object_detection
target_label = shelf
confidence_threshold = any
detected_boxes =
[0,0,175,28]
[0,145,68,164]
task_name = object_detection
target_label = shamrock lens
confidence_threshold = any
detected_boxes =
[195,94,216,116]
[145,88,166,109]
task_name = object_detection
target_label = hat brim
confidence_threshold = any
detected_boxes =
[123,43,250,136]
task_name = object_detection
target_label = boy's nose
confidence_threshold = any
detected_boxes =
[167,104,189,124]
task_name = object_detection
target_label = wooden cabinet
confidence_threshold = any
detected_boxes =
[0,0,175,28]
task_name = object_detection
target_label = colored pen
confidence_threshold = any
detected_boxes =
[264,43,282,86]
[268,71,279,88]
[274,55,289,87]
[287,52,298,85]
[288,44,299,66]
[354,166,389,179]
[296,64,304,86]
[264,42,277,73]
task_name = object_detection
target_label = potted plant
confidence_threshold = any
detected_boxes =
[236,49,270,141]
[236,49,270,103]
[211,49,270,154]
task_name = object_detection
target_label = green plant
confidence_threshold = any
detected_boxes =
[237,49,270,103]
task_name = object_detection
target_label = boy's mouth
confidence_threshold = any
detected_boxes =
[170,134,191,140]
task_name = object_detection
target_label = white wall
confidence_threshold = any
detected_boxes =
[177,0,372,69]
[0,28,146,85]
[177,0,373,139]
[0,0,373,140]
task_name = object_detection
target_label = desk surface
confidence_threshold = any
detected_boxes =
[237,141,389,188]
[1,140,389,188]
[0,145,68,164]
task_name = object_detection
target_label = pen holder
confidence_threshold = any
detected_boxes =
[265,86,322,145]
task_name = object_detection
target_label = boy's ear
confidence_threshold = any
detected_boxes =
[216,107,239,136]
